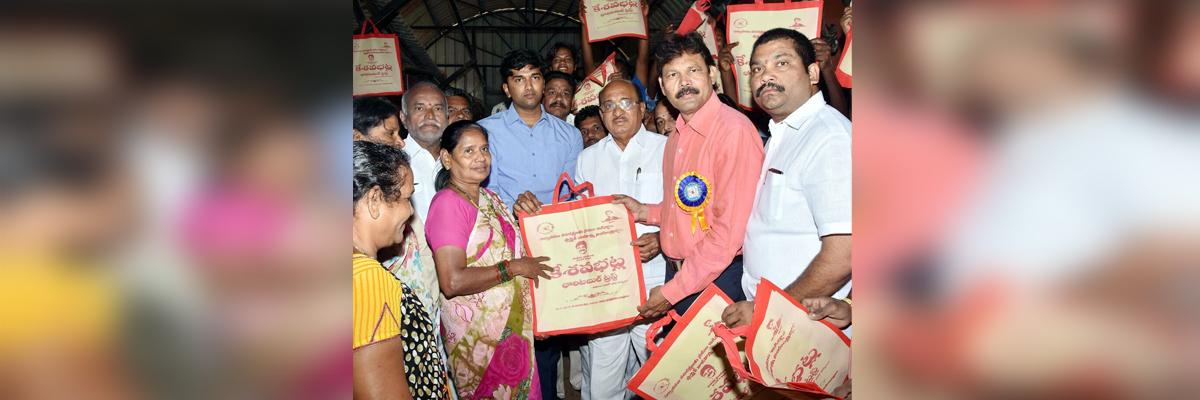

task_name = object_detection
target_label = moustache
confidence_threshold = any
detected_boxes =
[756,82,785,97]
[549,101,567,109]
[675,86,700,99]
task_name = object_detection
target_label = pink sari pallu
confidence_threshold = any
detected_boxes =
[440,189,540,400]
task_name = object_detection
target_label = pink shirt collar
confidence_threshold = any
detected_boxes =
[674,92,722,138]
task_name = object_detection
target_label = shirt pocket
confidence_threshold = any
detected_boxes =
[634,165,664,203]
[760,169,800,221]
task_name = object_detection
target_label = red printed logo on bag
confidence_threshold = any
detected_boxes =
[654,378,671,395]
[709,385,734,400]
[766,318,781,332]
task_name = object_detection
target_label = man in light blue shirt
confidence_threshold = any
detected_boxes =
[477,48,583,400]
[478,49,583,208]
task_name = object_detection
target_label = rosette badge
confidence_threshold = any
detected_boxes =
[675,171,712,233]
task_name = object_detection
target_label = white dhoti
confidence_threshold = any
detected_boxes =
[579,322,652,400]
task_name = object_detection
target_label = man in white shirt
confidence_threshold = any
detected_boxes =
[397,81,446,220]
[575,79,668,400]
[393,81,457,399]
[393,81,446,326]
[722,28,852,328]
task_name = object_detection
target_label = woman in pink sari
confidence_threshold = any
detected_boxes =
[426,121,553,400]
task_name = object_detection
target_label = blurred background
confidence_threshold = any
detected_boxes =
[2,0,1199,399]
[0,1,348,398]
[851,0,1200,399]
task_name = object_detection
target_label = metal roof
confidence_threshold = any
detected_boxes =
[357,0,701,107]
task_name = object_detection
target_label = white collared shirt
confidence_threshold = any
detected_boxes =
[743,92,852,300]
[575,127,669,292]
[404,136,441,220]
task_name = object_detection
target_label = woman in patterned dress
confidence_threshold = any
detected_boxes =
[426,121,554,399]
[352,141,450,400]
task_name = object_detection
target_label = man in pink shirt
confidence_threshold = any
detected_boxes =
[615,32,765,323]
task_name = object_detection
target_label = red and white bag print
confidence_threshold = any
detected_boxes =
[835,29,852,88]
[712,280,851,399]
[676,0,720,61]
[573,52,621,110]
[352,19,404,97]
[628,285,771,400]
[725,0,823,109]
[517,173,647,336]
[582,0,649,43]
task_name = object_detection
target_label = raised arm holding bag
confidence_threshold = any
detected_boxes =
[725,0,823,109]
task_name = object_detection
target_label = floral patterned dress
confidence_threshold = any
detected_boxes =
[428,188,540,400]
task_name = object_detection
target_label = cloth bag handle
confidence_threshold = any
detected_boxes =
[711,323,760,382]
[643,310,682,353]
[359,18,380,35]
[552,172,596,204]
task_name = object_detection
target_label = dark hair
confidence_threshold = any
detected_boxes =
[613,56,635,79]
[573,105,602,130]
[443,86,485,120]
[654,96,679,119]
[352,96,398,134]
[500,49,543,81]
[435,120,489,190]
[443,86,468,99]
[752,28,817,68]
[353,140,411,207]
[654,32,715,77]
[544,43,581,72]
[542,71,577,94]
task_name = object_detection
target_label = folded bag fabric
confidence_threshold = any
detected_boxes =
[628,285,766,400]
[712,280,851,400]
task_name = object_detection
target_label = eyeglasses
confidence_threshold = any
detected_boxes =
[600,98,638,113]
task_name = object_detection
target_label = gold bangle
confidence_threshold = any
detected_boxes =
[839,298,852,307]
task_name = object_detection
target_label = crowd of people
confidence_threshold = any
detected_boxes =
[351,3,853,399]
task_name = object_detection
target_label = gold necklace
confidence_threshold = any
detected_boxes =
[449,182,479,207]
